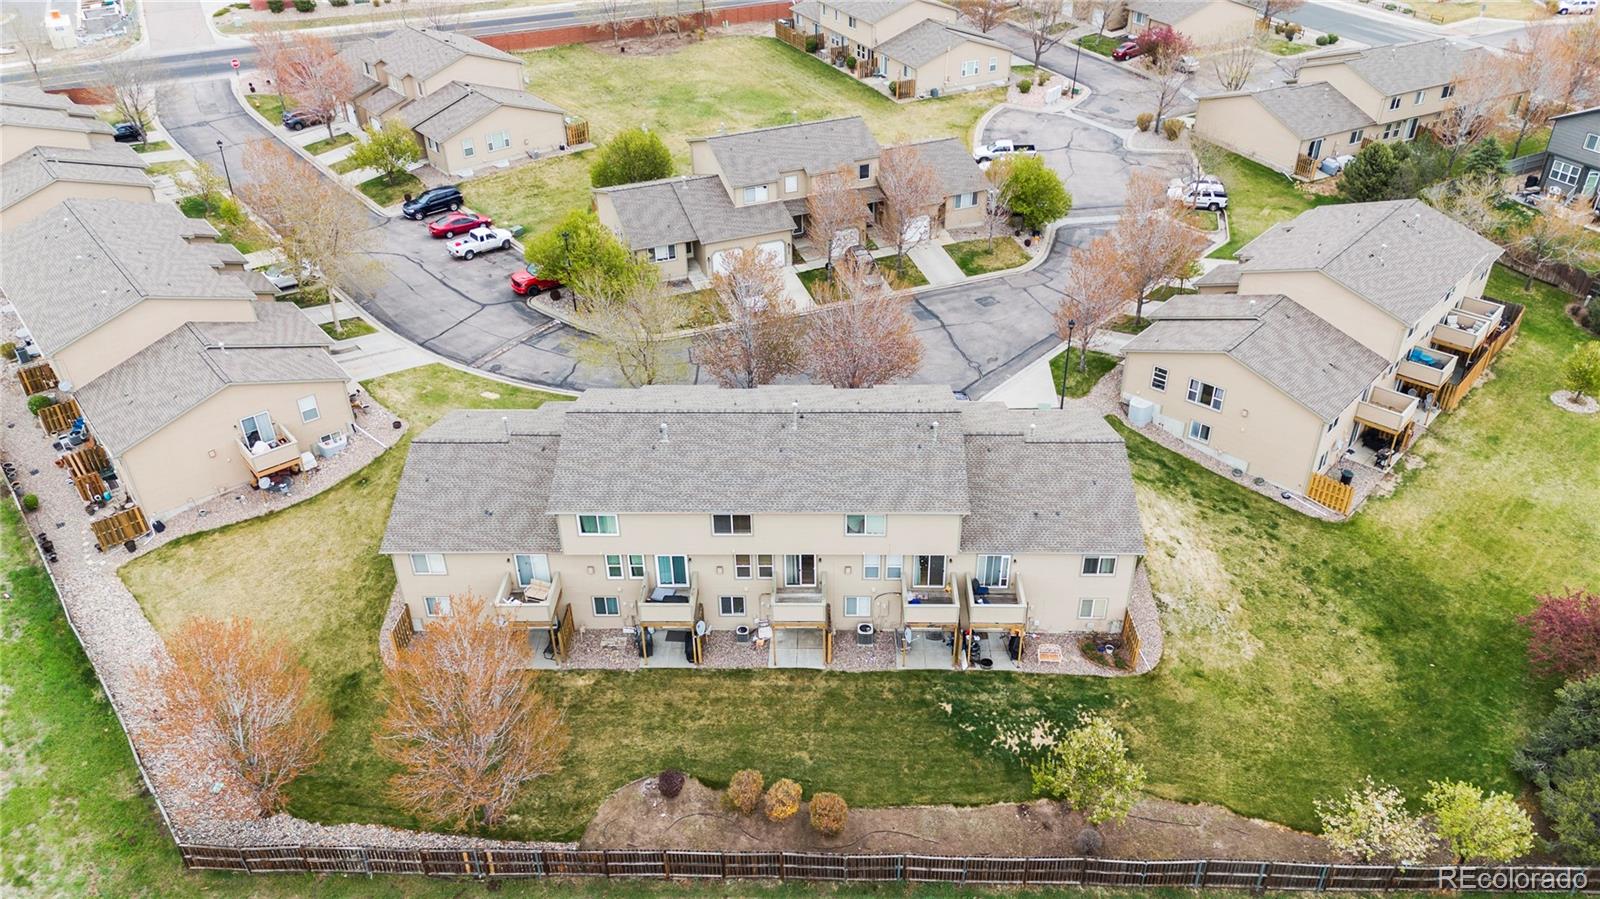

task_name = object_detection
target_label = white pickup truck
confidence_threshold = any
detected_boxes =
[447,226,516,260]
[973,139,1039,165]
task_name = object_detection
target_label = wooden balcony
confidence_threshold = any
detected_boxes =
[240,427,301,478]
[903,571,960,626]
[493,570,561,627]
[1355,386,1419,435]
[1396,351,1457,390]
[1431,299,1503,353]
[771,571,828,623]
[966,573,1028,627]
[639,572,700,626]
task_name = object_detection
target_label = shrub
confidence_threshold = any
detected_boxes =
[0,341,16,361]
[212,6,230,15]
[1017,78,1033,93]
[1520,587,1600,679]
[21,494,39,512]
[1562,344,1600,403]
[726,769,763,814]
[27,394,57,415]
[1326,33,1339,43]
[1000,155,1072,230]
[809,792,847,836]
[1031,713,1145,825]
[266,0,284,11]
[1423,780,1534,863]
[1135,112,1154,132]
[1543,748,1600,864]
[804,36,820,52]
[1316,779,1431,863]
[763,778,802,822]
[1315,34,1329,45]
[657,769,685,798]
[1074,826,1105,855]
[1282,23,1301,39]
[590,126,674,188]
[1514,675,1600,787]
[293,0,315,10]
[330,0,349,5]
[1162,119,1185,141]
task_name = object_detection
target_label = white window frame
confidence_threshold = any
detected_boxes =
[912,554,946,588]
[953,192,977,209]
[743,185,769,203]
[578,514,619,536]
[1306,138,1324,160]
[1186,378,1224,411]
[655,554,689,587]
[783,554,817,588]
[410,553,446,575]
[901,64,912,78]
[719,595,746,616]
[297,394,320,424]
[604,554,626,579]
[592,596,620,616]
[1388,96,1402,111]
[844,595,872,617]
[884,554,904,580]
[1413,90,1425,106]
[960,59,979,77]
[734,554,754,579]
[1151,366,1168,391]
[1132,10,1146,23]
[1082,556,1117,576]
[847,14,856,26]
[652,244,677,262]
[1441,83,1455,99]
[1078,597,1108,619]
[988,55,998,72]
[486,129,510,151]
[712,514,753,535]
[239,410,274,446]
[1188,420,1211,443]
[1585,132,1600,153]
[863,554,882,579]
[1382,120,1402,140]
[757,554,775,579]
[514,553,550,586]
[784,174,799,193]
[1550,159,1581,187]
[461,137,475,157]
[976,554,1011,588]
[424,595,452,617]
[845,514,887,536]
[1349,129,1364,144]
[627,554,646,578]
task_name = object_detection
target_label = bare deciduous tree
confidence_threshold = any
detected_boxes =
[575,270,689,386]
[1211,29,1259,92]
[1496,28,1559,157]
[876,145,944,277]
[806,165,870,262]
[1058,233,1131,375]
[401,0,466,28]
[141,617,330,817]
[1014,0,1068,68]
[1137,26,1195,129]
[593,0,636,47]
[1258,0,1306,27]
[1551,20,1600,112]
[647,0,684,37]
[1509,210,1600,288]
[695,248,804,388]
[377,595,570,829]
[1423,175,1505,238]
[101,57,159,135]
[806,255,923,388]
[250,27,356,140]
[6,13,53,89]
[957,0,1013,32]
[1113,170,1209,325]
[1435,53,1509,172]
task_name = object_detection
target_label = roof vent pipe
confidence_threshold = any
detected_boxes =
[792,400,800,431]
[503,415,510,438]
[659,421,669,443]
[931,420,939,444]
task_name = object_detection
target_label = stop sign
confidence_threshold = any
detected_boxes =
[231,58,240,69]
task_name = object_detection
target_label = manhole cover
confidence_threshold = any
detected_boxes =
[975,295,999,307]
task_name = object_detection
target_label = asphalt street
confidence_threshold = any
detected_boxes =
[1284,1,1436,46]
[988,22,1198,129]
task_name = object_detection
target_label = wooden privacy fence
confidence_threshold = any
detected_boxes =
[774,20,808,51]
[1438,301,1524,413]
[90,506,149,551]
[563,119,590,147]
[176,846,1599,892]
[1305,471,1354,516]
[17,361,57,394]
[1119,609,1142,670]
[37,398,81,434]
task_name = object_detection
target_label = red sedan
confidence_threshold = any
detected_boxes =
[1111,40,1144,61]
[510,262,560,296]
[427,211,492,239]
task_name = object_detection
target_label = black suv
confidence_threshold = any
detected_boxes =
[402,185,464,220]
[112,122,144,143]
[281,108,329,131]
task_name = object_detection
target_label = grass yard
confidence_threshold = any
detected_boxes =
[118,268,1595,848]
[461,36,1001,237]
[1259,37,1313,56]
[879,255,928,289]
[1051,346,1120,398]
[1208,151,1340,259]
[1076,33,1123,56]
[1419,0,1551,23]
[943,238,1030,276]
[177,195,275,255]
[679,287,724,328]
[245,93,286,123]
[303,132,357,155]
[1107,314,1154,334]
[132,140,172,153]
[358,172,425,207]
[320,317,378,340]
[146,159,191,178]
[330,156,364,175]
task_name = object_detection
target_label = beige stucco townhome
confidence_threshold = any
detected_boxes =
[593,175,795,282]
[0,143,153,230]
[1125,0,1259,47]
[381,385,1146,671]
[0,85,117,162]
[344,26,524,127]
[873,18,1012,98]
[1194,82,1374,180]
[791,0,954,67]
[1292,39,1513,144]
[398,81,571,176]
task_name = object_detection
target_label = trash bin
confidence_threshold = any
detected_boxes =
[1340,468,1355,486]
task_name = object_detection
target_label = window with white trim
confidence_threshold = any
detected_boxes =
[486,130,510,151]
[885,554,904,579]
[743,185,769,203]
[410,553,446,575]
[515,553,550,586]
[578,514,619,535]
[863,554,881,579]
[1151,366,1168,391]
[1082,556,1117,576]
[1188,420,1211,443]
[988,56,998,72]
[1078,597,1108,619]
[976,554,1011,588]
[427,137,440,152]
[1349,129,1364,144]
[652,244,677,262]
[1382,120,1402,140]
[845,514,886,535]
[424,595,452,616]
[734,554,754,579]
[719,595,746,616]
[902,64,912,78]
[1585,132,1600,153]
[757,554,775,579]
[783,554,817,587]
[784,174,799,193]
[712,514,753,535]
[462,137,475,157]
[627,554,645,578]
[605,554,625,579]
[844,595,872,617]
[655,554,689,587]
[1389,96,1402,111]
[847,14,855,25]
[1132,10,1147,23]
[1186,378,1224,411]
[960,59,979,77]
[1550,159,1581,187]
[913,554,946,587]
[953,191,977,209]
[1441,84,1455,99]
[298,394,321,423]
[592,596,620,616]
[1413,90,1425,105]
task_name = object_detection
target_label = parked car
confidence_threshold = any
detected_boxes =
[402,185,464,220]
[510,262,561,295]
[447,226,515,259]
[1111,41,1144,62]
[1176,54,1198,74]
[260,264,300,291]
[428,211,493,239]
[1557,0,1595,13]
[281,108,329,131]
[112,121,144,143]
[1168,177,1228,211]
[973,139,1038,164]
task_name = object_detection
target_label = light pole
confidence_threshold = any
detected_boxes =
[1060,318,1076,409]
[215,140,234,195]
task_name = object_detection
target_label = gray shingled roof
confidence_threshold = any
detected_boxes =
[896,137,988,196]
[876,19,1006,68]
[1194,263,1241,287]
[698,117,881,190]
[401,81,564,142]
[1,144,151,211]
[598,174,794,249]
[1235,199,1503,325]
[0,102,115,135]
[960,406,1145,555]
[1300,38,1479,96]
[1125,0,1212,22]
[351,26,520,83]
[2,84,76,111]
[790,0,824,20]
[356,86,407,118]
[547,385,972,514]
[1125,294,1389,421]
[380,407,569,554]
[0,199,258,355]
[802,0,932,24]
[1249,82,1373,138]
[74,308,344,455]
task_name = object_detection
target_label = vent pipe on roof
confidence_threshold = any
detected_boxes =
[659,421,669,443]
[218,340,227,354]
[931,420,939,444]
[791,400,800,431]
[502,415,510,438]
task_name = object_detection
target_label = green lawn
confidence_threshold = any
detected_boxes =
[245,93,286,123]
[320,317,377,340]
[303,132,356,155]
[1076,33,1123,56]
[115,268,1594,848]
[330,155,364,175]
[177,195,275,255]
[1051,346,1120,398]
[799,256,928,300]
[679,287,724,328]
[461,36,1001,236]
[1108,314,1154,335]
[1260,37,1313,56]
[146,159,191,178]
[132,140,172,153]
[943,238,1030,276]
[357,172,425,207]
[1209,151,1340,259]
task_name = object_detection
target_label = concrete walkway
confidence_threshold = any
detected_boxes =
[909,243,966,287]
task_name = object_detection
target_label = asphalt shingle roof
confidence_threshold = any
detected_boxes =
[0,102,115,135]
[895,137,988,196]
[802,0,934,24]
[698,116,881,189]
[0,199,258,355]
[1299,38,1480,96]
[346,26,520,83]
[401,81,565,142]
[598,174,793,249]
[876,19,1006,68]
[1,144,151,211]
[1235,199,1503,325]
[1125,293,1389,421]
[1194,263,1241,288]
[1249,82,1374,138]
[356,86,407,118]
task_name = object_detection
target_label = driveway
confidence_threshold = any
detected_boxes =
[987,23,1196,128]
[982,107,1185,216]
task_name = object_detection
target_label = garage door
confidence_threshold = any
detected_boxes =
[900,215,930,243]
[711,240,789,275]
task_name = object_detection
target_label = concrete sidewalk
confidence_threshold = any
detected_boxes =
[909,243,967,287]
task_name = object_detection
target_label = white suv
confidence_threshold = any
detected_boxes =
[1168,176,1228,211]
[1558,0,1596,13]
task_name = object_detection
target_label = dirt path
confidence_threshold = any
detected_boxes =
[582,777,1338,861]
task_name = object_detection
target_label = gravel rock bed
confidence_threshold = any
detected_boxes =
[829,632,899,671]
[565,629,645,670]
[699,631,768,669]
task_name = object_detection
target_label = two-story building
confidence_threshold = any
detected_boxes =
[1122,200,1508,504]
[1125,0,1259,47]
[0,143,153,231]
[343,27,577,175]
[0,85,117,163]
[1539,106,1600,210]
[381,385,1146,671]
[788,0,1011,98]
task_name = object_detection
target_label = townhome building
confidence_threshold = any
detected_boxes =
[381,385,1146,671]
[1538,106,1600,211]
[0,143,153,231]
[789,0,1010,97]
[0,85,117,162]
[2,199,355,521]
[1122,200,1510,505]
[593,116,989,279]
[343,26,579,175]
[1124,0,1259,47]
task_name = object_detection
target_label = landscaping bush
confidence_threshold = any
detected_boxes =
[590,127,674,188]
[1326,33,1339,43]
[1031,713,1145,825]
[763,778,802,822]
[21,494,39,512]
[1543,748,1600,864]
[804,36,820,52]
[330,0,349,5]
[1162,119,1185,141]
[1514,676,1600,787]
[726,769,763,814]
[1562,344,1600,403]
[809,792,847,836]
[657,769,685,798]
[1017,79,1033,93]
[1135,112,1154,132]
[1074,826,1105,856]
[0,341,15,361]
[1519,587,1600,679]
[1001,155,1071,230]
[267,0,284,11]
[293,0,316,10]
[27,394,57,415]
[1316,34,1330,45]
[212,6,230,15]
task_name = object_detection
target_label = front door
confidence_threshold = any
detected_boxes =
[1306,138,1323,160]
[783,554,817,587]
[1583,169,1599,198]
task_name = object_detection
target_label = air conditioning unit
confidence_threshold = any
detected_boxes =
[856,622,875,645]
[734,625,752,643]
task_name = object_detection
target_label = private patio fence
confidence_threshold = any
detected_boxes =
[177,846,1600,892]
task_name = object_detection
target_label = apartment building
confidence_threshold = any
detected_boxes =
[788,0,1010,98]
[1125,0,1259,47]
[1539,106,1600,209]
[0,85,117,162]
[1122,200,1507,500]
[381,386,1146,671]
[0,143,153,231]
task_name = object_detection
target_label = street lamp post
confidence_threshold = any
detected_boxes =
[1060,318,1076,409]
[215,140,234,195]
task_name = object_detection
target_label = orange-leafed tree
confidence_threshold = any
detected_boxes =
[957,0,1013,31]
[877,144,945,278]
[695,247,805,388]
[1551,20,1600,112]
[376,595,570,829]
[1435,52,1509,172]
[143,617,330,817]
[1496,28,1560,158]
[806,165,871,263]
[1112,170,1209,325]
[806,254,923,388]
[250,27,356,141]
[1058,233,1132,375]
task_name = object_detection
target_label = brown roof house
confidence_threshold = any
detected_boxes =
[0,85,116,163]
[381,385,1147,669]
[789,0,1011,99]
[0,143,153,231]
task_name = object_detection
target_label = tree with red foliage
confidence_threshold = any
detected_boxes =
[1133,24,1193,67]
[1520,588,1600,681]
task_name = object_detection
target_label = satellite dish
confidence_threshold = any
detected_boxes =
[694,620,708,637]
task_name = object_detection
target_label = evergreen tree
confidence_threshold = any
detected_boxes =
[1462,138,1506,178]
[590,127,674,188]
[1339,141,1400,202]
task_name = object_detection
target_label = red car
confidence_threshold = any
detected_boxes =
[510,262,560,296]
[427,211,492,239]
[1111,40,1144,61]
